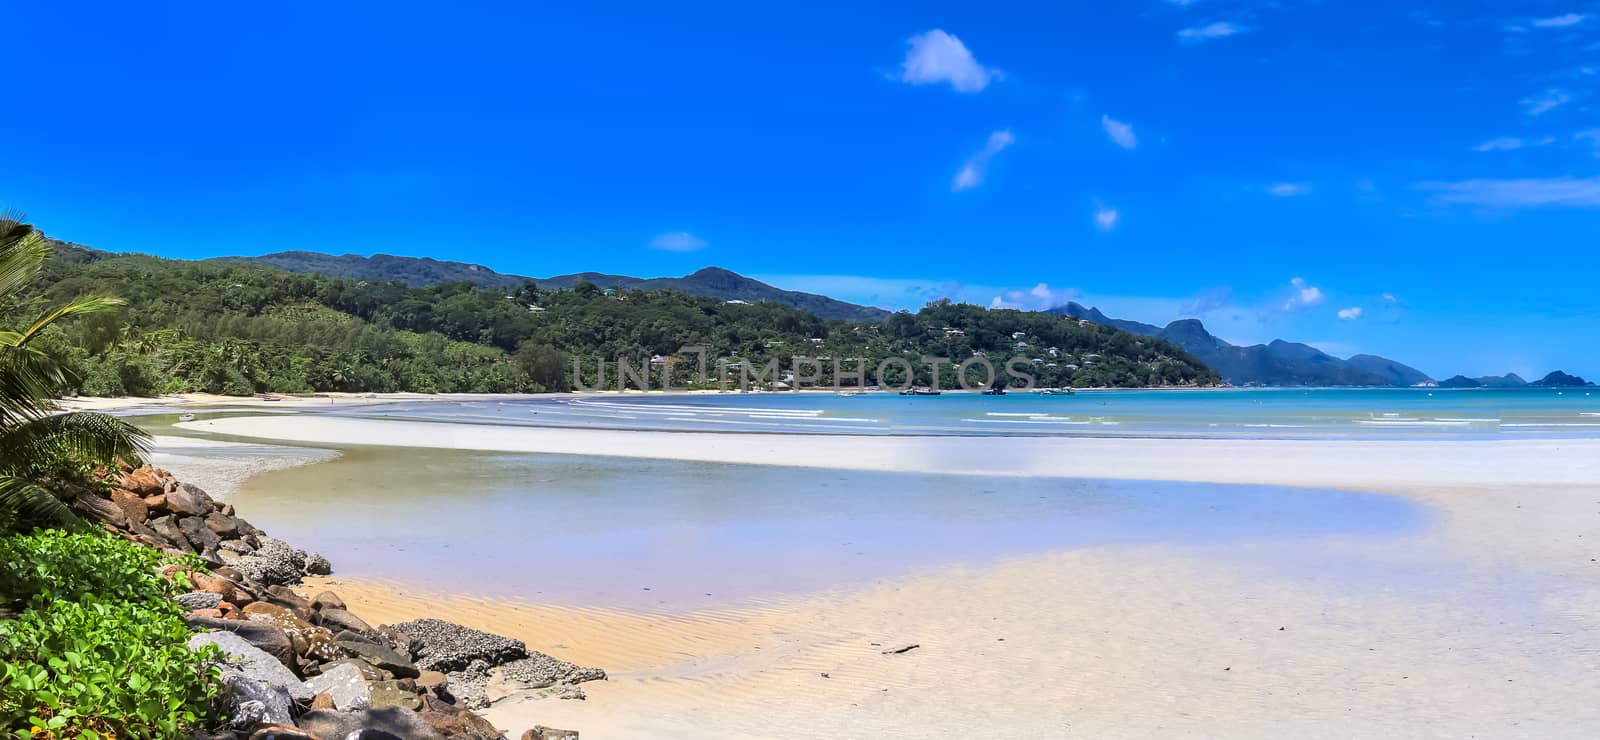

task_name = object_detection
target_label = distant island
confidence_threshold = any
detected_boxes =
[1437,371,1593,388]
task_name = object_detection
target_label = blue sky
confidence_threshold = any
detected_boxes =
[4,1,1599,379]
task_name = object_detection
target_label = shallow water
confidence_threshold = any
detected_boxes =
[335,387,1600,439]
[233,447,1425,610]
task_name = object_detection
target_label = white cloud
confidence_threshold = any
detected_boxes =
[1177,21,1247,43]
[952,130,1015,192]
[1522,88,1571,116]
[1167,0,1199,6]
[898,30,996,93]
[1381,292,1398,303]
[1577,129,1600,154]
[1101,115,1137,149]
[1419,177,1600,208]
[1532,13,1587,28]
[1282,277,1325,311]
[1094,206,1119,231]
[990,283,1077,311]
[1337,307,1363,320]
[649,232,707,252]
[1267,182,1312,196]
[1471,136,1555,152]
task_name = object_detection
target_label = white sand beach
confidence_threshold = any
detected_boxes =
[152,413,1600,738]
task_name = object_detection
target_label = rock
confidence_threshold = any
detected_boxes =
[337,637,421,679]
[142,492,166,510]
[295,708,447,740]
[375,625,421,658]
[174,591,224,611]
[522,727,579,740]
[312,591,347,611]
[310,691,335,711]
[495,654,605,689]
[218,666,294,729]
[304,553,332,575]
[881,643,920,655]
[180,515,223,553]
[233,537,320,587]
[243,602,331,663]
[109,488,149,523]
[265,585,314,620]
[317,606,376,635]
[416,670,448,691]
[186,615,297,668]
[190,571,238,600]
[248,725,320,740]
[205,511,241,537]
[303,661,372,711]
[419,705,503,740]
[190,608,224,619]
[369,679,423,711]
[123,466,165,496]
[164,482,214,516]
[221,538,256,554]
[190,630,312,701]
[392,619,528,673]
[319,658,393,682]
[70,494,128,527]
[150,515,192,551]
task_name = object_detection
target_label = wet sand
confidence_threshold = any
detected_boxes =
[155,413,1600,738]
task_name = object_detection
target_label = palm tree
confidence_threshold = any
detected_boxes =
[0,216,148,531]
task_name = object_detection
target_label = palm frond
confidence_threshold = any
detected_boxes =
[0,412,150,474]
[0,218,50,304]
[0,294,126,349]
[0,476,83,532]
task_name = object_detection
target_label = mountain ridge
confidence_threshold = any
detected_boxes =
[222,252,892,322]
[1049,302,1431,387]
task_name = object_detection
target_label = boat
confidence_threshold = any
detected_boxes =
[899,387,942,396]
[981,386,1007,396]
[1032,388,1074,396]
[178,413,195,422]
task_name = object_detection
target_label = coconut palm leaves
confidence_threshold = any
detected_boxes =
[0,215,148,532]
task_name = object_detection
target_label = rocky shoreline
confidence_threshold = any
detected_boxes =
[74,463,598,740]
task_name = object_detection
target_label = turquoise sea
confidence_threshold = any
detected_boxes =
[341,387,1600,439]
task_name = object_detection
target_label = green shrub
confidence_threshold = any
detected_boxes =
[0,531,183,608]
[0,532,224,738]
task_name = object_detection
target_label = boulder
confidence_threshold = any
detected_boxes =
[164,482,214,516]
[337,637,421,679]
[310,692,335,711]
[369,679,423,711]
[70,494,127,527]
[186,615,296,668]
[150,515,192,552]
[295,708,447,740]
[317,606,375,635]
[220,538,256,554]
[122,466,165,497]
[303,661,371,710]
[174,591,224,611]
[318,657,394,682]
[311,591,347,611]
[243,602,327,661]
[416,670,448,691]
[190,571,238,600]
[109,488,149,523]
[304,552,332,575]
[522,728,579,740]
[391,619,527,673]
[205,511,241,537]
[218,666,294,730]
[264,585,314,620]
[191,630,312,701]
[419,705,504,740]
[180,516,223,553]
[248,725,319,740]
[233,537,319,587]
